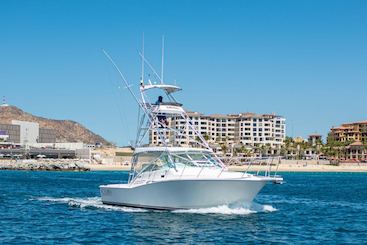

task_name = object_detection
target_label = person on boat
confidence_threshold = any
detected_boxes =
[157,114,168,127]
[156,96,168,127]
[156,95,163,105]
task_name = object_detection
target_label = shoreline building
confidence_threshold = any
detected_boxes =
[308,134,322,146]
[0,120,94,159]
[329,121,367,143]
[329,121,367,161]
[0,120,56,145]
[328,121,367,161]
[150,111,286,150]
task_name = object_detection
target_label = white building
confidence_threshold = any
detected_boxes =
[150,111,286,149]
[12,120,39,145]
[28,142,86,150]
[237,113,286,148]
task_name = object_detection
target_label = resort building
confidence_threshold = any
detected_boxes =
[328,121,367,162]
[345,141,366,161]
[308,134,322,146]
[329,121,367,143]
[149,111,286,149]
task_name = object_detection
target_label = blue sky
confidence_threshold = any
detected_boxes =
[1,0,367,145]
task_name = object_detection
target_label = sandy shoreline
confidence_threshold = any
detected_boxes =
[2,160,365,172]
[87,164,367,172]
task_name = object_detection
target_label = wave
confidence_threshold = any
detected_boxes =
[258,195,367,211]
[35,196,277,215]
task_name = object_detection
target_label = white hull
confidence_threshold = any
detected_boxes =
[100,178,267,210]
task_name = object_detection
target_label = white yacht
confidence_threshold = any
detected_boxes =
[100,49,283,210]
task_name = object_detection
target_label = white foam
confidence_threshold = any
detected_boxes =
[173,205,256,215]
[36,196,147,212]
[251,202,278,212]
[35,197,277,215]
[261,204,278,212]
[173,203,277,215]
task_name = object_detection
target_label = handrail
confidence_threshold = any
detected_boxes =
[274,157,281,177]
[197,165,205,178]
[241,158,251,177]
[217,167,225,177]
[244,158,253,175]
[180,163,187,178]
[268,157,274,177]
[256,159,263,176]
[237,156,282,178]
[131,156,282,185]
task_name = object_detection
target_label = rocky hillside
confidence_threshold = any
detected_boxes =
[0,105,111,145]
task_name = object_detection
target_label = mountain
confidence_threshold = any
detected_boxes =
[0,105,111,145]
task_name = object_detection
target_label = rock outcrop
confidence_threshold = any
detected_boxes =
[0,105,111,145]
[0,160,90,171]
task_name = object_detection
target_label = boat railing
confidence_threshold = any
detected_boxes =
[217,166,225,177]
[196,165,205,178]
[130,156,282,184]
[235,156,282,178]
[178,163,185,178]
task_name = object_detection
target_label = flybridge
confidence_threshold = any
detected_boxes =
[102,37,212,152]
[140,84,181,94]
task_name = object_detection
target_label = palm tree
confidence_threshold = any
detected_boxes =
[284,136,294,146]
[220,144,228,154]
[202,133,210,141]
[280,144,287,158]
[282,136,295,159]
[259,145,266,157]
[265,143,272,156]
[238,144,251,157]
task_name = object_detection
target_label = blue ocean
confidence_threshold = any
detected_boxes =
[1,171,366,244]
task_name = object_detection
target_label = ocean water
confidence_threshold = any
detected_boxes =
[1,171,366,244]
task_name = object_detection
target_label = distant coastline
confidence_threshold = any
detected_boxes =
[86,162,367,173]
[1,160,366,172]
[0,159,90,171]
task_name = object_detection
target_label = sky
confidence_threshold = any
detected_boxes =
[1,0,367,146]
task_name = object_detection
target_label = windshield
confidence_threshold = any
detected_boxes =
[132,151,172,173]
[132,150,221,171]
[171,151,220,168]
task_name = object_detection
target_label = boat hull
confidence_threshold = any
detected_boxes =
[100,179,267,210]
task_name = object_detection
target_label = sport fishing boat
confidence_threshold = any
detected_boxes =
[100,47,283,210]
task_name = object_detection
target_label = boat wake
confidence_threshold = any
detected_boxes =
[173,202,277,215]
[36,196,147,212]
[35,196,277,215]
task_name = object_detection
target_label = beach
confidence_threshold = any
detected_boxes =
[227,164,367,173]
[1,159,366,172]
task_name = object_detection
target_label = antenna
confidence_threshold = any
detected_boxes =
[102,49,141,107]
[161,35,165,84]
[141,33,145,84]
[138,52,163,83]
